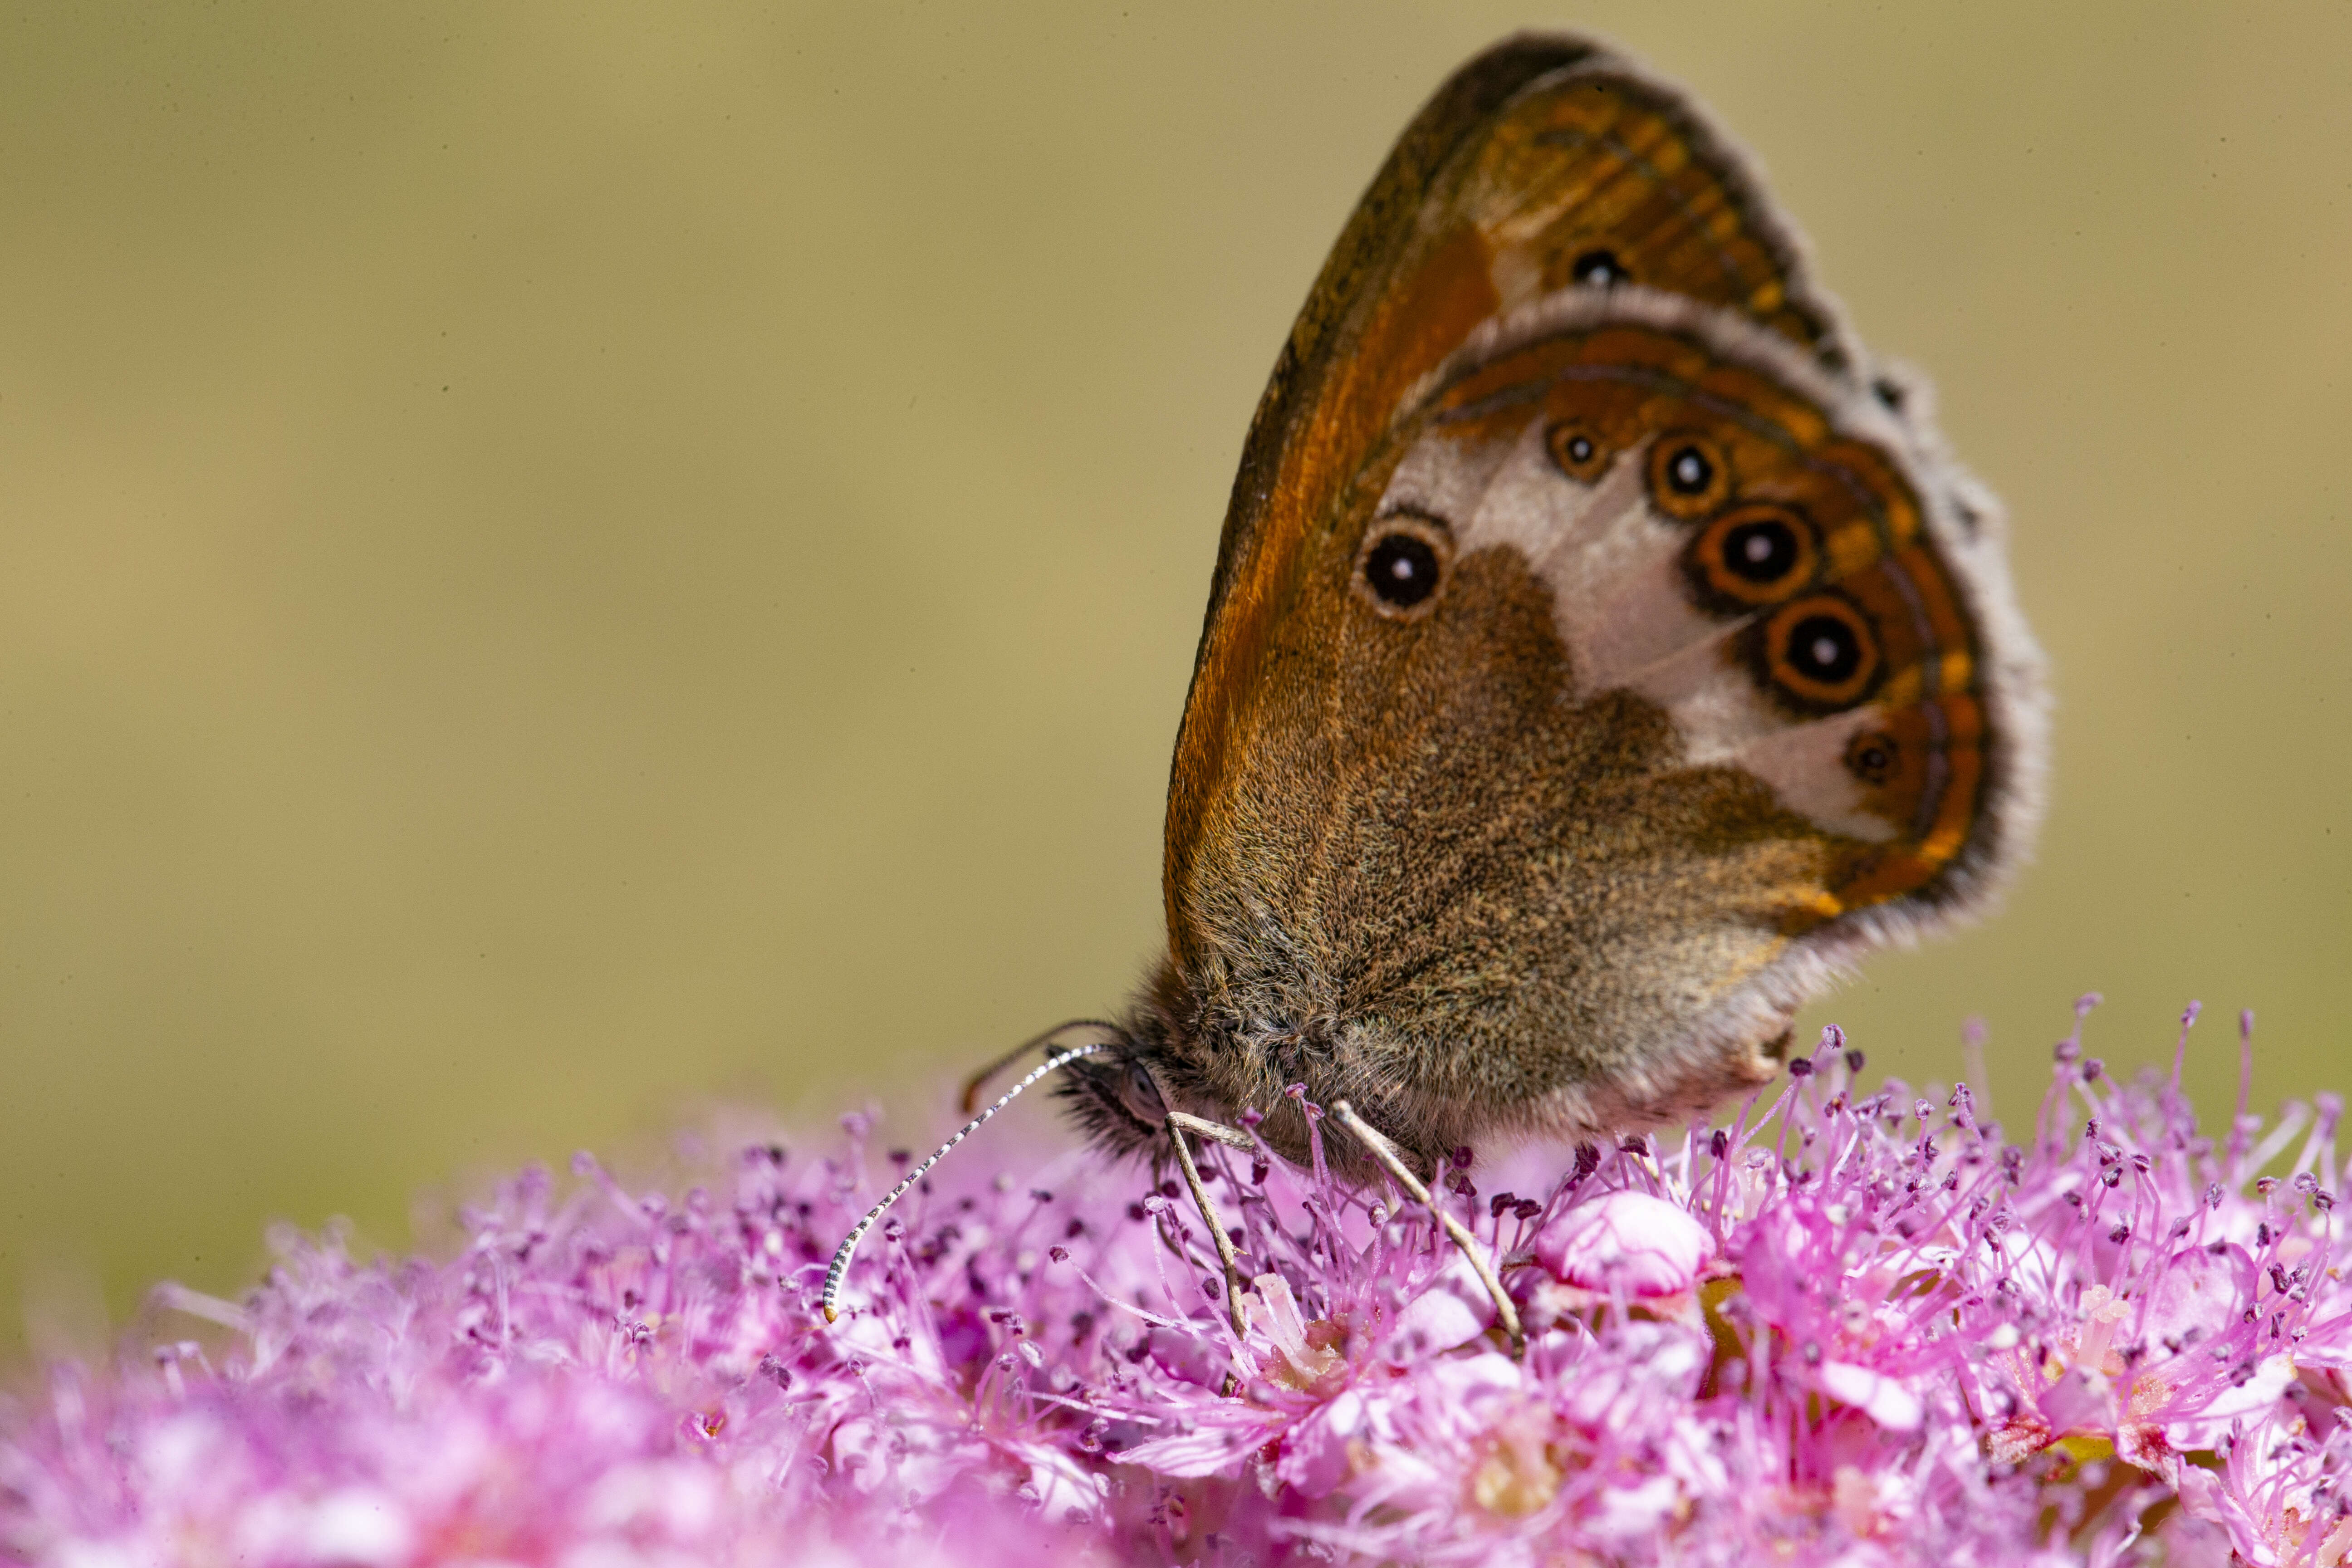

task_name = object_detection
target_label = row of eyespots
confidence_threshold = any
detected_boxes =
[1548,419,1892,740]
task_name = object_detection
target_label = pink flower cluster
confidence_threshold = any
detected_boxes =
[5,999,2351,1566]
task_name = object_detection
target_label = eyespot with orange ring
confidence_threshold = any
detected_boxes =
[1843,728,1901,787]
[1756,594,1882,712]
[1683,502,1819,612]
[1645,430,1730,520]
[1545,421,1611,484]
[1350,511,1455,621]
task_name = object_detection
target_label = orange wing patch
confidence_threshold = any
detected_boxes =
[1459,74,1844,360]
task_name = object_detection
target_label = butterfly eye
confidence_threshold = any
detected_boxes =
[1685,504,1819,610]
[1353,518,1451,618]
[1759,595,1882,711]
[1545,422,1609,482]
[1844,730,1901,786]
[1646,432,1730,519]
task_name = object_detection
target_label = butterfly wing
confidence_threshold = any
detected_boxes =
[1156,36,2044,1163]
[1170,34,1860,964]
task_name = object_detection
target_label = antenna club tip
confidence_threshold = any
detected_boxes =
[821,1303,839,1324]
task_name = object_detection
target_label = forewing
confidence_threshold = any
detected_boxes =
[1167,34,1857,957]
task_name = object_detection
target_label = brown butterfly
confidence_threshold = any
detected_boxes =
[826,33,2045,1351]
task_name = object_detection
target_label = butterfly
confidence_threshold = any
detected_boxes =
[826,32,2046,1351]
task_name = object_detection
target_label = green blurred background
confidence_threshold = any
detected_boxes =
[2,2,2347,1357]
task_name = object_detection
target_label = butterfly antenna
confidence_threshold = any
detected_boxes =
[821,1039,1108,1324]
[960,1017,1123,1115]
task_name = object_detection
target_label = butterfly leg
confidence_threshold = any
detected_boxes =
[1164,1111,1252,1337]
[1329,1099,1525,1359]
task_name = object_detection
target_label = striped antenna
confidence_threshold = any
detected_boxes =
[820,1039,1107,1323]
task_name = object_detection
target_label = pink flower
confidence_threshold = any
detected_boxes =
[1534,1188,1716,1297]
[5,999,2350,1565]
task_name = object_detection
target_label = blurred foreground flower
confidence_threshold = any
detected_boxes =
[6,999,2351,1566]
